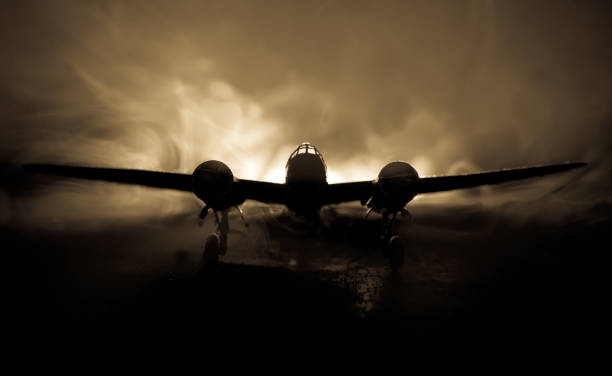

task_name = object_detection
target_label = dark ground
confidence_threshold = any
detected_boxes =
[3,201,610,354]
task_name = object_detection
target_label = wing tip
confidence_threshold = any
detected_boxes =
[563,161,587,169]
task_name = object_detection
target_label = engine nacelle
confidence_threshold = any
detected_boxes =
[369,161,419,213]
[192,160,234,208]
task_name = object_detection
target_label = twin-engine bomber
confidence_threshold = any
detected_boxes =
[24,142,586,270]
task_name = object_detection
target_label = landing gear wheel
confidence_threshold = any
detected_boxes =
[203,233,221,269]
[388,235,404,272]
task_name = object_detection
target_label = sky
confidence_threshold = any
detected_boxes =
[1,0,611,225]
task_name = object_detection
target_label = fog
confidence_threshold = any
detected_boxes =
[1,0,611,226]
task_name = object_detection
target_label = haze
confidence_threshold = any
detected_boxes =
[1,0,611,225]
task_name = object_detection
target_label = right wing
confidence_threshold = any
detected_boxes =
[416,162,586,194]
[234,179,287,205]
[23,164,193,191]
[23,163,288,205]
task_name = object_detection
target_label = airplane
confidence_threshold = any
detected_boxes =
[24,142,586,271]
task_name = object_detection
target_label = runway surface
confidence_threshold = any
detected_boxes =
[3,200,609,350]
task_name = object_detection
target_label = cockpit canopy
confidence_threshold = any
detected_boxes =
[286,142,326,169]
[289,142,322,157]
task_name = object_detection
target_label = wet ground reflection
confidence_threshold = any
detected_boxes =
[4,201,609,345]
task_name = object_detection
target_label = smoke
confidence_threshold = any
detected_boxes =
[1,0,611,226]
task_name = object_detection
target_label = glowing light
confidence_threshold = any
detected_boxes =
[75,67,394,187]
[263,167,286,183]
[411,155,434,177]
[326,169,345,184]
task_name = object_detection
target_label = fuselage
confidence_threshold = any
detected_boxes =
[192,141,418,217]
[284,142,328,217]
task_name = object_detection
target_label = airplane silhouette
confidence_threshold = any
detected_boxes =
[24,142,586,270]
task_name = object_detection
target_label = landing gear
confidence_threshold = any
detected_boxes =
[387,235,405,272]
[203,233,221,268]
[202,208,230,269]
[381,210,409,273]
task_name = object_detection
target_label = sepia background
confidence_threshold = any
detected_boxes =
[1,0,611,225]
[1,0,611,346]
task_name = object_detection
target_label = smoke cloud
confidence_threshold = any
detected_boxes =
[1,0,611,226]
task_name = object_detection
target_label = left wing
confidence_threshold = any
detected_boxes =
[416,162,586,194]
[323,180,375,205]
[321,162,586,205]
